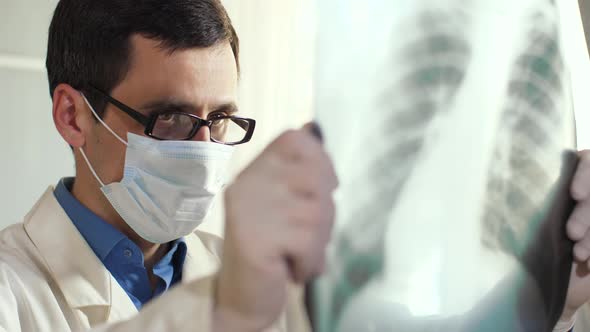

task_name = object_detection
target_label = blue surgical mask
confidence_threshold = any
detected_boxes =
[79,93,233,243]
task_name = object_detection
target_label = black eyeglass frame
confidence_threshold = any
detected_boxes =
[86,85,256,145]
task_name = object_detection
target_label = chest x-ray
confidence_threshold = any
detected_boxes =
[310,0,578,331]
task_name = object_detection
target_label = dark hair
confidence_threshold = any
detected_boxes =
[46,0,239,117]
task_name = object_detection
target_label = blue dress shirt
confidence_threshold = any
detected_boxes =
[53,178,187,310]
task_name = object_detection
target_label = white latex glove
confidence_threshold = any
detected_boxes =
[556,150,590,331]
[212,125,338,332]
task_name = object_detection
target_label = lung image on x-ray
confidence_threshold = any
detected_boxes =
[310,0,577,331]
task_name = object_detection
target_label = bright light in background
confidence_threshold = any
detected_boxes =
[559,0,590,149]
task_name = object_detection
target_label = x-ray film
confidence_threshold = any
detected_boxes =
[310,0,578,331]
[579,0,590,57]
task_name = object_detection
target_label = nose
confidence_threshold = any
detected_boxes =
[191,125,211,142]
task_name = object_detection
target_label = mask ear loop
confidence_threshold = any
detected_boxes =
[78,92,129,187]
[80,92,128,146]
[79,148,106,187]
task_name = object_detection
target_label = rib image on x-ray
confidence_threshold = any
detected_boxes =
[310,0,578,331]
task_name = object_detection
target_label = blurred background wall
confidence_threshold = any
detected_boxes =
[0,0,72,230]
[0,0,587,234]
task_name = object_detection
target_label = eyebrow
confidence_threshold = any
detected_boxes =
[211,102,239,115]
[139,99,239,116]
[140,100,194,114]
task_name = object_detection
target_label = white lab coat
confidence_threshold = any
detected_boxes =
[0,187,310,332]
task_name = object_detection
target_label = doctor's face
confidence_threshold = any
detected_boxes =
[82,35,239,185]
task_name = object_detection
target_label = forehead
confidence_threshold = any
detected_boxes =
[113,35,238,107]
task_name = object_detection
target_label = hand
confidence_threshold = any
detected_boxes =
[213,125,338,332]
[561,150,590,322]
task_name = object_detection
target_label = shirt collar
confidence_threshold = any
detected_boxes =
[53,177,128,261]
[153,238,187,288]
[156,239,187,269]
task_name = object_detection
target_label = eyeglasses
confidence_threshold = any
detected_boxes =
[86,85,256,145]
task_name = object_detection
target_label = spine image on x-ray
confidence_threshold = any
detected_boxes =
[312,0,576,331]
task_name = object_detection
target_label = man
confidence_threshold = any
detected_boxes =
[0,1,589,332]
[0,0,336,331]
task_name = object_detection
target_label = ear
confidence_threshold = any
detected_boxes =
[52,84,93,149]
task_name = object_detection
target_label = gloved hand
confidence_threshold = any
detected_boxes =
[556,150,590,331]
[212,124,338,332]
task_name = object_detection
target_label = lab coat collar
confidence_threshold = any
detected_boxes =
[24,187,114,312]
[182,230,221,283]
[22,187,221,324]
